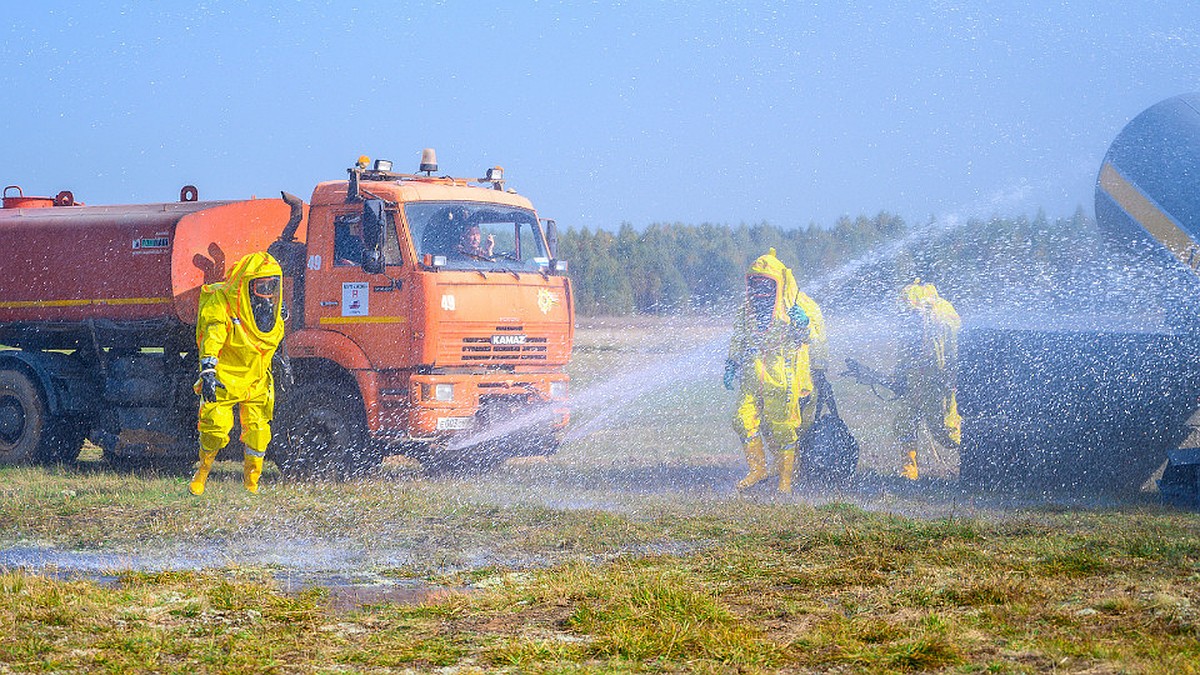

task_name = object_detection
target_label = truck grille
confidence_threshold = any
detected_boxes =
[461,325,548,361]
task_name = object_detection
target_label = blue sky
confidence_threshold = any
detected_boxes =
[3,2,1199,231]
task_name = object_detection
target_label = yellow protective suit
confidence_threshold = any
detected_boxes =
[727,249,827,493]
[188,252,285,495]
[895,280,961,480]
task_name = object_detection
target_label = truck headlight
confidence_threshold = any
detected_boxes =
[434,384,454,402]
[550,381,567,399]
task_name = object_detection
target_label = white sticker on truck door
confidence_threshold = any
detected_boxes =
[342,282,369,316]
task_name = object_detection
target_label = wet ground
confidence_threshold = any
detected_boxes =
[0,545,466,609]
[0,455,1170,607]
[0,315,1184,600]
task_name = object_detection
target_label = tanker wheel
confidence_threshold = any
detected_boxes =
[0,369,82,466]
[271,384,380,481]
[0,369,46,465]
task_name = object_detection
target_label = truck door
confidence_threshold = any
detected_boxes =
[304,204,414,370]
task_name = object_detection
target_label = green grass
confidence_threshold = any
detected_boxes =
[0,315,1198,672]
[2,504,1197,672]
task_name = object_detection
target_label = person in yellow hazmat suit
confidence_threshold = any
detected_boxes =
[188,251,286,496]
[724,248,828,494]
[894,280,962,480]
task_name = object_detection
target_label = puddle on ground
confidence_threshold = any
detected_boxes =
[0,546,465,609]
[319,584,464,611]
[274,571,472,610]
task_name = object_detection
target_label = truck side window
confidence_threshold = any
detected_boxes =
[334,212,403,267]
[333,214,364,267]
[380,210,402,267]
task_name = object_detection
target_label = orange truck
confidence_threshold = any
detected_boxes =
[0,152,573,476]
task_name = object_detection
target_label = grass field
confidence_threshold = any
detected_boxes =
[1,314,1198,673]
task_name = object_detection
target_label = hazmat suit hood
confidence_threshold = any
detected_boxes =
[745,248,800,331]
[901,280,961,329]
[901,279,939,312]
[225,252,285,344]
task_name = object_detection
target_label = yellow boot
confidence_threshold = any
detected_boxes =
[737,436,768,490]
[189,449,219,496]
[902,450,920,481]
[778,447,796,494]
[243,452,265,494]
[944,391,962,446]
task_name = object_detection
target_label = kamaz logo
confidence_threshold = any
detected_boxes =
[491,334,527,345]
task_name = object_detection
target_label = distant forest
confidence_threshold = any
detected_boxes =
[557,206,1169,318]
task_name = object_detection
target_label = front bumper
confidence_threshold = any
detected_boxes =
[373,370,569,441]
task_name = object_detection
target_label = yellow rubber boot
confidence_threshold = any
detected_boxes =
[944,391,962,446]
[243,454,265,494]
[737,436,769,490]
[902,450,920,481]
[777,448,796,494]
[189,449,219,496]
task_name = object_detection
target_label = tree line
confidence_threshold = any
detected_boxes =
[558,206,1162,317]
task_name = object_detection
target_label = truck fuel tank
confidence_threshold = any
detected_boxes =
[0,197,292,329]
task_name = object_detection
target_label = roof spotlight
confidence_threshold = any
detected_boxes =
[374,159,393,172]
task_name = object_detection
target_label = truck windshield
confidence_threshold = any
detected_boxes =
[406,202,550,272]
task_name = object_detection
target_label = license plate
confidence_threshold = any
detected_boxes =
[436,417,473,431]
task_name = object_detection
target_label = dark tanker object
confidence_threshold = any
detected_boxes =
[958,93,1200,508]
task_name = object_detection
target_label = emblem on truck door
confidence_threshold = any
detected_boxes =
[537,288,559,315]
[342,282,369,317]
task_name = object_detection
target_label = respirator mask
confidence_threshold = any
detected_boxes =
[747,275,777,334]
[249,275,281,333]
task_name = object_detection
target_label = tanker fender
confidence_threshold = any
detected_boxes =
[0,350,101,417]
[286,328,373,372]
[282,329,382,432]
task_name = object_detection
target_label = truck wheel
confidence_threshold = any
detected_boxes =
[0,369,47,465]
[271,384,379,480]
[0,369,81,465]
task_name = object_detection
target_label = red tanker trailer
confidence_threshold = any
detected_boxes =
[0,153,573,477]
[0,187,288,328]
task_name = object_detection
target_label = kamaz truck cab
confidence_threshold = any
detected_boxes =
[271,150,574,476]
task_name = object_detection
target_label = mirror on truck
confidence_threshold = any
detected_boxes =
[361,199,386,274]
[543,218,558,258]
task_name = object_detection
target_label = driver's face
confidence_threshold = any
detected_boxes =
[463,227,481,247]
